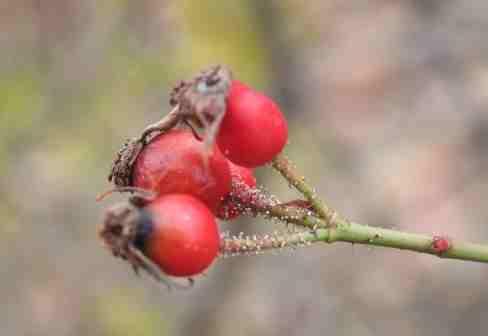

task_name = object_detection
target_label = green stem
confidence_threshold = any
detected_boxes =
[222,217,488,263]
[272,154,334,223]
[263,154,488,263]
[330,220,488,262]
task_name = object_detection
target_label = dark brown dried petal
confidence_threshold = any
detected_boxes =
[109,137,144,187]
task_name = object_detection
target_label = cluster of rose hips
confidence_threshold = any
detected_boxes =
[99,66,288,284]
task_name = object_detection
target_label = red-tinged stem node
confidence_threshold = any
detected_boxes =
[432,236,452,255]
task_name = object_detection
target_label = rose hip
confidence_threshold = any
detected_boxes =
[217,80,288,168]
[136,194,220,277]
[132,129,231,213]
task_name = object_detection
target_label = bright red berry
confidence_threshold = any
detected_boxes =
[132,129,231,213]
[135,194,220,277]
[217,161,257,220]
[217,80,288,168]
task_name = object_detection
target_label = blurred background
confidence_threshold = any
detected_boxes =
[2,1,488,335]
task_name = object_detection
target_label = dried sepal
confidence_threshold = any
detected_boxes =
[109,65,232,188]
[98,201,140,266]
[170,65,233,152]
[108,137,144,186]
[98,200,193,290]
[170,65,232,122]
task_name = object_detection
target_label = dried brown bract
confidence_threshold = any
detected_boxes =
[109,65,232,188]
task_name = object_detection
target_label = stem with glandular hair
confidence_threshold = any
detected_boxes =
[221,211,488,263]
[272,154,335,223]
[220,154,488,264]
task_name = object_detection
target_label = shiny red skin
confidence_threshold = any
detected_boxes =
[217,80,288,168]
[217,161,257,220]
[132,130,231,213]
[144,194,220,277]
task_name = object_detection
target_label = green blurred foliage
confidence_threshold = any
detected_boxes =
[0,69,44,170]
[175,0,270,86]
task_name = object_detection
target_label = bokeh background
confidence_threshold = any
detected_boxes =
[3,1,488,335]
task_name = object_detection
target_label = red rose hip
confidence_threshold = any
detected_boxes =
[217,80,288,168]
[135,194,220,277]
[132,129,231,213]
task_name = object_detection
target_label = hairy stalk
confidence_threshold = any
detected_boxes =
[220,230,316,256]
[252,202,324,229]
[264,154,488,263]
[225,183,325,229]
[223,211,488,263]
[272,154,335,224]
